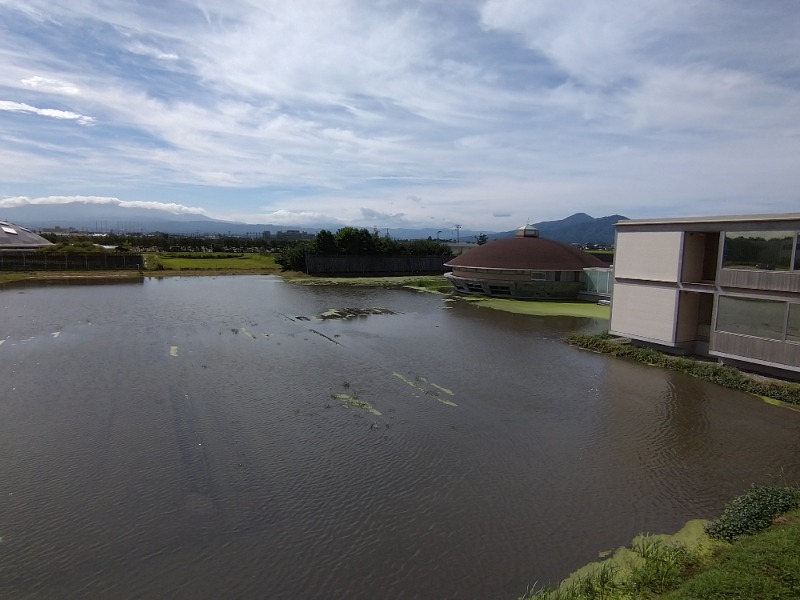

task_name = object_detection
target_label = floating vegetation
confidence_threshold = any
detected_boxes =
[393,372,457,407]
[431,383,455,396]
[308,328,341,345]
[319,307,398,320]
[332,392,381,415]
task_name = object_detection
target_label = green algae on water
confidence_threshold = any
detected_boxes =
[393,372,457,407]
[332,393,381,416]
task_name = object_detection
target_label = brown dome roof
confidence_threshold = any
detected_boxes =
[445,236,606,270]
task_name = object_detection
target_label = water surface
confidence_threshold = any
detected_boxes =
[1,276,798,599]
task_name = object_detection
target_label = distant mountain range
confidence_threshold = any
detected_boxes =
[490,212,628,245]
[1,202,627,245]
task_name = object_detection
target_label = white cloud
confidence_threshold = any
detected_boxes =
[0,195,209,216]
[21,76,79,95]
[126,41,179,61]
[0,0,799,229]
[0,100,94,125]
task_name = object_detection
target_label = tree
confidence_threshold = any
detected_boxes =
[477,233,488,245]
[314,230,338,255]
[334,227,376,255]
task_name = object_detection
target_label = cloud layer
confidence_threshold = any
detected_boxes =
[1,0,798,229]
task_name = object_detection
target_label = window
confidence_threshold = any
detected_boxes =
[722,231,795,271]
[716,296,786,341]
[488,285,511,296]
[788,304,800,343]
[531,272,546,281]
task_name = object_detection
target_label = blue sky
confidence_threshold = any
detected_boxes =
[0,0,798,230]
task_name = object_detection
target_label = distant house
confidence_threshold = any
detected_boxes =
[0,220,53,251]
[609,213,800,378]
[444,224,607,299]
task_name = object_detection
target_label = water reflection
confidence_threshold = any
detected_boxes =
[0,276,798,599]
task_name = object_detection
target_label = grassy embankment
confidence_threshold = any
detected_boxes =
[144,252,281,273]
[566,333,800,407]
[0,272,30,285]
[290,274,453,292]
[293,275,611,318]
[521,485,800,600]
[460,297,609,319]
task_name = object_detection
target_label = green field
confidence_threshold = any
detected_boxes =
[145,252,280,272]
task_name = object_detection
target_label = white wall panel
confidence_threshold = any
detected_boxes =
[614,231,682,282]
[610,283,678,343]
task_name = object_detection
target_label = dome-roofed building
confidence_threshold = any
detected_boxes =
[0,220,53,251]
[444,224,606,299]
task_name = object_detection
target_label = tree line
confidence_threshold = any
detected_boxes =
[276,227,453,272]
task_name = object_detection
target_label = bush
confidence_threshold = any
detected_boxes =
[705,485,800,542]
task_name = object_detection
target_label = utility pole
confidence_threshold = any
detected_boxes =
[454,224,461,242]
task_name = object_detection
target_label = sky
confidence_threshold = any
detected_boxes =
[0,0,798,231]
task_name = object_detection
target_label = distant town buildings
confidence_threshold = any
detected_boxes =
[609,213,800,378]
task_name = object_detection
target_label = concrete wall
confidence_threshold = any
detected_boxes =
[610,283,677,343]
[614,231,682,282]
[676,291,701,343]
[680,232,707,282]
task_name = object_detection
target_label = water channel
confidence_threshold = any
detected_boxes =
[1,275,798,599]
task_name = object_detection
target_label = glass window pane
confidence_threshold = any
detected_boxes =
[722,231,794,271]
[795,235,800,271]
[788,304,800,343]
[716,296,786,340]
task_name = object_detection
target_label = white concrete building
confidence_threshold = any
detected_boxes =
[609,214,800,378]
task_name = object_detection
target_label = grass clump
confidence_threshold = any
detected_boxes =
[705,485,800,542]
[520,537,699,599]
[663,510,800,600]
[566,333,800,406]
[519,486,800,600]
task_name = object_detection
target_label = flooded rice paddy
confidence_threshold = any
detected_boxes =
[1,275,799,599]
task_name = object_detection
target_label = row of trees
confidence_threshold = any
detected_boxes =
[39,232,289,253]
[276,227,453,272]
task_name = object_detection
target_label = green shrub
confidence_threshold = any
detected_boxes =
[705,485,800,542]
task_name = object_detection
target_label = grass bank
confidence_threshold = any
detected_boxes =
[462,297,610,319]
[0,272,31,285]
[290,274,453,293]
[0,271,143,286]
[521,485,800,600]
[144,252,281,272]
[566,333,800,407]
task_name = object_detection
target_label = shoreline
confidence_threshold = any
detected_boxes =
[1,269,613,319]
[567,332,800,409]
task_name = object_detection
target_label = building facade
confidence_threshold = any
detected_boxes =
[609,213,800,377]
[444,225,607,299]
[0,220,53,251]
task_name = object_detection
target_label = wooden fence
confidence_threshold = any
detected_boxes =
[0,252,143,271]
[305,254,451,275]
